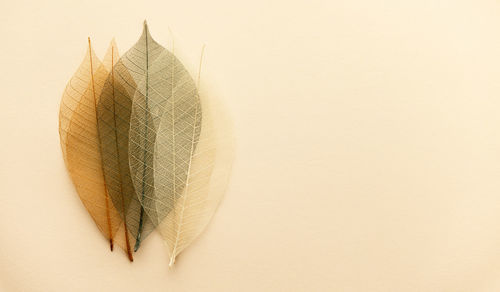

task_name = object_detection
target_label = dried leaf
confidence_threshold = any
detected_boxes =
[151,49,234,266]
[123,21,167,250]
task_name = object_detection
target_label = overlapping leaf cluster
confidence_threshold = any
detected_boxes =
[58,22,233,266]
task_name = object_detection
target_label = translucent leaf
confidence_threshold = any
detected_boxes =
[151,49,234,266]
[123,21,167,250]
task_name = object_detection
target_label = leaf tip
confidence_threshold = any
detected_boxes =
[109,38,118,52]
[141,20,150,38]
[87,37,94,53]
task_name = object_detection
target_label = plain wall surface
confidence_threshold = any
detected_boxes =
[2,0,500,291]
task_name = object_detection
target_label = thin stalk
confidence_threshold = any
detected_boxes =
[135,21,149,252]
[88,37,114,251]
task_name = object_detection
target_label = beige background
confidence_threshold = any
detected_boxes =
[2,0,500,291]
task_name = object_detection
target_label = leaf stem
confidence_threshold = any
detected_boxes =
[88,37,114,251]
[135,22,149,252]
